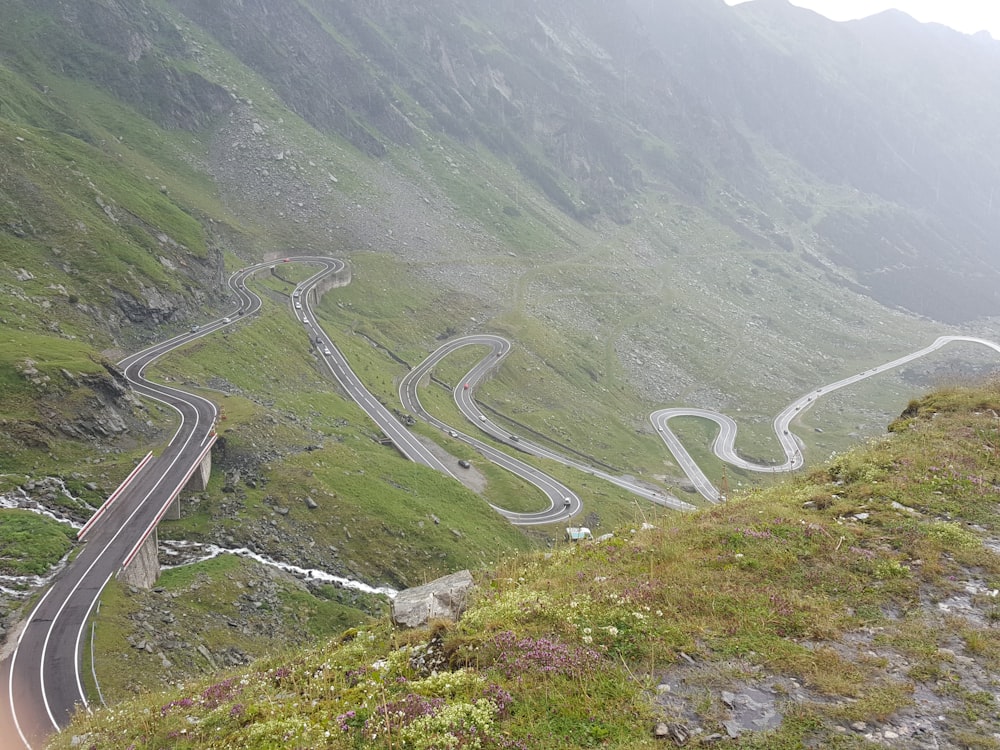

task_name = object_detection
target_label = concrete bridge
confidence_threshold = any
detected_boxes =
[91,262,352,590]
[122,437,216,588]
[78,436,217,590]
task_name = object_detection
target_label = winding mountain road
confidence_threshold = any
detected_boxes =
[286,260,456,477]
[2,258,347,748]
[399,335,695,516]
[3,253,999,749]
[650,336,1000,502]
[2,270,247,748]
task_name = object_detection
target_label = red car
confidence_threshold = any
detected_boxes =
[464,383,470,390]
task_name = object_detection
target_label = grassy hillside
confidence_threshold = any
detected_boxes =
[3,0,993,515]
[4,4,1000,735]
[52,381,1000,749]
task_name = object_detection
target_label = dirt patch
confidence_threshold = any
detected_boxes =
[412,432,487,494]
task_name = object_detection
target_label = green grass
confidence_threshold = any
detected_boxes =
[54,380,1000,748]
[309,236,952,518]
[85,555,376,702]
[144,292,537,587]
[2,7,997,744]
[0,510,75,576]
[0,329,161,479]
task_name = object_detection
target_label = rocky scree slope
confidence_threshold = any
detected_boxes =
[164,0,1000,322]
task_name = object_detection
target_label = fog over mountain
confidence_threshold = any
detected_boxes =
[3,0,1000,553]
[4,2,1000,747]
[5,0,1000,323]
[184,0,1000,322]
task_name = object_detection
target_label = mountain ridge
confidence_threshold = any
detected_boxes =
[2,4,1000,745]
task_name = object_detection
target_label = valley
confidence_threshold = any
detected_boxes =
[1,0,1000,746]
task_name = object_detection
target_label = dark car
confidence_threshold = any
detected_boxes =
[458,459,471,469]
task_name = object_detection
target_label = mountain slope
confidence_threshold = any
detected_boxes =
[3,0,1000,692]
[49,382,1000,748]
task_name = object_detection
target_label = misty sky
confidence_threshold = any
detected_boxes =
[725,0,1000,38]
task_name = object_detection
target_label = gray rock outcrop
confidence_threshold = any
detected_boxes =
[390,570,474,629]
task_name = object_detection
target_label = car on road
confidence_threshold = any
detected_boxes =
[563,497,572,507]
[223,317,231,323]
[283,258,291,262]
[509,434,519,442]
[324,348,331,355]
[295,303,302,309]
[464,383,470,390]
[190,325,199,332]
[303,317,309,324]
[479,415,487,422]
[448,430,459,437]
[458,459,471,468]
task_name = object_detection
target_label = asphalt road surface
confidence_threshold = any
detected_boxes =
[399,335,695,517]
[287,260,455,478]
[650,335,1000,502]
[2,257,335,748]
[4,246,998,750]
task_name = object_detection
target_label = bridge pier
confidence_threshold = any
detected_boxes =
[121,445,215,588]
[165,448,212,520]
[119,528,160,589]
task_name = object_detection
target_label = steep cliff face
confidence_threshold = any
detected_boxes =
[149,0,1000,320]
[169,0,411,155]
[13,0,233,130]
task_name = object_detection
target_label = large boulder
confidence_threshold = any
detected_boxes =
[390,570,475,629]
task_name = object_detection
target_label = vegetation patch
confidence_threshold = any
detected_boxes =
[0,510,74,576]
[56,381,1000,748]
[86,555,376,703]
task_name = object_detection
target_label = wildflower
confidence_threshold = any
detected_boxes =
[336,710,357,732]
[482,683,514,716]
[489,631,601,678]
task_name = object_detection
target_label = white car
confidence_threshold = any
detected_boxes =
[324,348,331,355]
[222,317,231,323]
[479,415,487,422]
[295,303,302,309]
[303,317,309,324]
